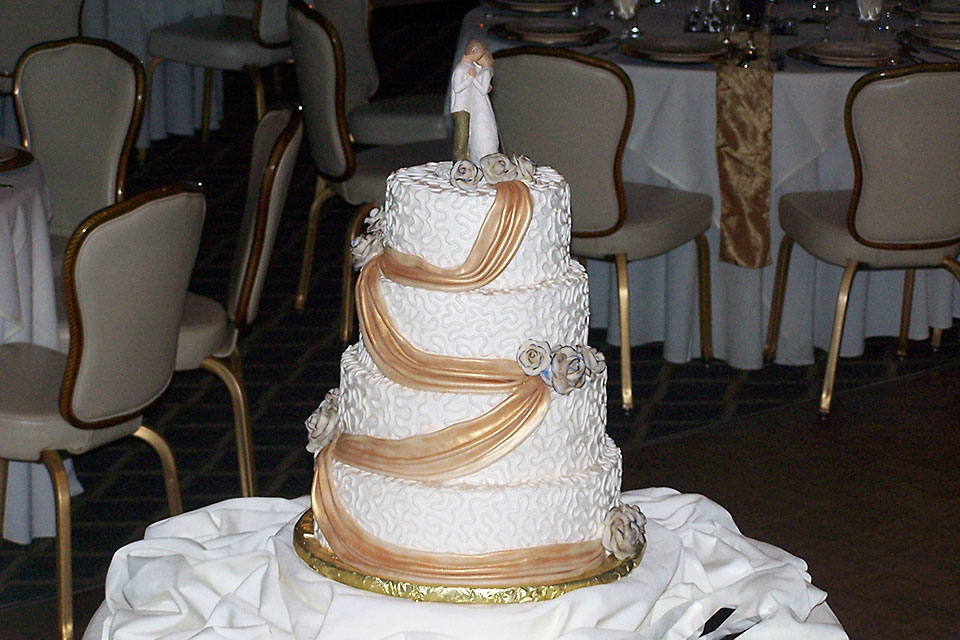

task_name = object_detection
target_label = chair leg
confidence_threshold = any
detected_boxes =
[764,235,795,364]
[340,204,376,343]
[201,68,214,147]
[614,253,633,411]
[142,57,164,164]
[40,450,73,640]
[936,257,960,350]
[0,458,7,535]
[295,176,335,312]
[201,355,256,497]
[272,65,283,99]
[694,234,713,364]
[931,327,943,350]
[897,268,915,359]
[133,426,183,516]
[244,64,266,121]
[820,259,859,418]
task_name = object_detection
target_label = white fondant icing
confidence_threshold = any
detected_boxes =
[380,163,571,291]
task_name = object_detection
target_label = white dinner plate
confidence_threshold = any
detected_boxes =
[618,35,728,63]
[787,40,899,67]
[486,0,578,13]
[491,18,608,44]
[906,23,960,48]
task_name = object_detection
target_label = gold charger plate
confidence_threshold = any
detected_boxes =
[904,23,960,48]
[293,509,643,604]
[786,40,900,67]
[618,35,728,64]
[486,0,579,13]
[0,142,33,173]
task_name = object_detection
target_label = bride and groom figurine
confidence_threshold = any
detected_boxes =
[450,39,499,165]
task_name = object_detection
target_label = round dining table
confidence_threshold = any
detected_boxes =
[457,0,960,369]
[0,147,83,545]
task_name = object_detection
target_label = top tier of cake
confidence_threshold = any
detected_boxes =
[379,162,571,290]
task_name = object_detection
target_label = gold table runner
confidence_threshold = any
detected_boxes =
[715,32,773,268]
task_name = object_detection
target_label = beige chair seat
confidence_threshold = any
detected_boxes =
[780,190,960,269]
[0,344,140,460]
[348,94,451,146]
[572,183,712,261]
[337,138,451,205]
[175,292,236,371]
[149,15,290,70]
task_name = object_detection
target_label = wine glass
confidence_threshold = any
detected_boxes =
[718,0,740,46]
[810,0,842,41]
[857,0,882,40]
[613,0,645,37]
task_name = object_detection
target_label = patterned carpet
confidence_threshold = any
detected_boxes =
[1,0,958,609]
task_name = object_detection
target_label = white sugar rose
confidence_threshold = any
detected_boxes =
[512,154,536,182]
[480,153,518,184]
[602,503,646,560]
[364,206,385,233]
[451,159,482,192]
[350,230,384,270]
[305,389,340,455]
[542,345,587,395]
[517,339,551,376]
[579,345,607,376]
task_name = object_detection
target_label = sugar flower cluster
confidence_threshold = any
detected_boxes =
[516,339,606,395]
[350,207,386,270]
[305,388,340,455]
[602,502,647,560]
[451,152,536,192]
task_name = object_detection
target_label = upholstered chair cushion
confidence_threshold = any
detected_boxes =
[0,343,141,461]
[780,190,960,269]
[175,293,236,371]
[572,183,713,261]
[348,94,451,146]
[148,16,290,70]
[337,138,451,205]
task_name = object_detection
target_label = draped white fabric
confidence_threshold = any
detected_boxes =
[83,489,847,639]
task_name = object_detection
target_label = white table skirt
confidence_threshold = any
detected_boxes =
[81,0,226,150]
[458,3,960,369]
[82,489,847,639]
[0,156,83,544]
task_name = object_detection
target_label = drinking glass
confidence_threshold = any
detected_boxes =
[811,0,842,41]
[719,0,740,45]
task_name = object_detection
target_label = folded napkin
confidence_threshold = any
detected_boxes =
[715,32,773,269]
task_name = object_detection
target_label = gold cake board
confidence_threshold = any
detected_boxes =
[293,510,643,604]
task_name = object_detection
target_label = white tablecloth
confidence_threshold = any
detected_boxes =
[81,0,226,150]
[459,3,960,369]
[82,489,847,639]
[0,155,83,544]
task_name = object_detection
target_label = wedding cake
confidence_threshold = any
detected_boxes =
[302,154,645,591]
[299,40,644,594]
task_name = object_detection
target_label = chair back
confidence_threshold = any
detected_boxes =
[253,0,291,46]
[847,63,960,250]
[60,184,205,429]
[14,38,144,238]
[492,48,630,237]
[226,107,304,329]
[288,0,355,182]
[0,0,83,93]
[310,0,380,114]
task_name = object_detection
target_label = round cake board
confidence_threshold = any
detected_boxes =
[293,509,643,604]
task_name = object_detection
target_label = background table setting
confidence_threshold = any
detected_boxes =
[458,0,960,370]
[0,141,84,545]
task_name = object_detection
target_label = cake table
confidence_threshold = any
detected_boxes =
[82,488,848,639]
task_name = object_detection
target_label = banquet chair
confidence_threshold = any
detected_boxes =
[312,0,451,145]
[0,0,83,95]
[147,0,291,147]
[0,184,205,640]
[491,47,714,411]
[13,37,144,257]
[764,63,960,418]
[287,0,449,336]
[54,108,304,497]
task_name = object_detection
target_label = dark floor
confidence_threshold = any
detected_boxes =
[2,1,960,637]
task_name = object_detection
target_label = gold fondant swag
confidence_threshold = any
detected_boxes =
[313,180,607,585]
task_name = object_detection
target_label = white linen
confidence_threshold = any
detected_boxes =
[458,2,960,369]
[0,159,84,544]
[81,0,226,150]
[82,489,848,639]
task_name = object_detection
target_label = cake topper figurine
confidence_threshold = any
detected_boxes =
[450,39,499,164]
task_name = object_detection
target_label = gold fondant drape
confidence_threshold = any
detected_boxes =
[313,180,607,585]
[716,32,773,269]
